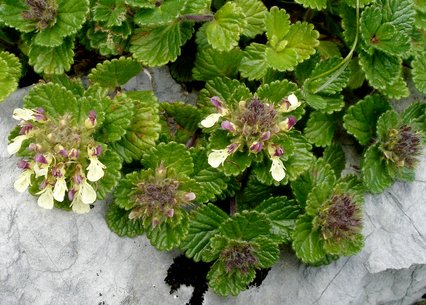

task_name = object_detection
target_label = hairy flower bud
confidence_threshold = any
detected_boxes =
[220,241,259,274]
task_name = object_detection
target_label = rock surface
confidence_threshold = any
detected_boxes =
[1,70,425,305]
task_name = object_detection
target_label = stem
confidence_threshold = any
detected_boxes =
[230,197,237,216]
[179,14,214,22]
[305,0,360,93]
[185,129,200,148]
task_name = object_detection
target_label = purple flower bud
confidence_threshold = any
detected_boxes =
[184,192,196,201]
[286,116,297,130]
[88,110,97,125]
[227,143,239,154]
[59,149,68,157]
[274,146,284,157]
[210,96,223,109]
[68,149,80,159]
[152,218,160,228]
[68,189,76,201]
[51,166,63,178]
[17,160,30,170]
[165,209,175,218]
[261,131,271,141]
[95,145,102,156]
[73,174,83,185]
[250,142,263,153]
[34,108,46,121]
[221,121,235,132]
[39,179,48,190]
[19,123,33,135]
[28,143,41,152]
[35,154,48,164]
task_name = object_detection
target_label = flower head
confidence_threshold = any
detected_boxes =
[36,185,54,209]
[86,146,106,182]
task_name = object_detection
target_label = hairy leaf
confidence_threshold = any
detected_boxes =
[234,0,267,38]
[239,43,268,80]
[412,52,426,94]
[106,202,145,237]
[362,144,393,193]
[323,143,346,177]
[304,111,337,147]
[193,48,242,81]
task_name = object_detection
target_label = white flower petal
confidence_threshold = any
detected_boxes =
[7,135,28,155]
[208,149,229,168]
[80,180,97,204]
[14,170,33,193]
[13,108,34,121]
[201,113,222,128]
[86,157,106,182]
[37,187,54,209]
[71,197,91,214]
[34,163,49,177]
[270,157,286,182]
[287,94,301,112]
[53,178,68,202]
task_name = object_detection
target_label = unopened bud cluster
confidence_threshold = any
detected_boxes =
[201,94,301,181]
[22,0,58,30]
[8,107,106,213]
[128,164,196,227]
[220,241,259,274]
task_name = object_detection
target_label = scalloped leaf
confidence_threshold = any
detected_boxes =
[376,109,399,140]
[219,211,272,241]
[256,79,299,105]
[145,211,190,251]
[97,149,122,200]
[323,232,364,256]
[255,197,301,243]
[0,51,21,102]
[125,0,156,8]
[292,214,327,265]
[205,2,245,52]
[265,21,319,72]
[305,183,333,216]
[89,57,142,89]
[323,143,346,177]
[113,171,147,210]
[110,91,160,163]
[378,0,416,36]
[181,203,229,261]
[412,52,426,94]
[304,111,337,147]
[207,260,256,296]
[239,43,268,80]
[362,144,393,193]
[46,74,85,96]
[295,0,327,9]
[106,202,145,237]
[305,57,351,94]
[401,102,426,133]
[191,148,230,203]
[291,159,336,206]
[265,7,290,42]
[93,0,128,27]
[134,0,187,26]
[198,77,252,107]
[234,0,267,38]
[359,50,401,90]
[380,74,409,99]
[85,21,132,56]
[343,94,391,145]
[130,22,194,66]
[284,131,315,182]
[193,47,242,81]
[28,37,74,74]
[183,0,211,14]
[142,142,194,175]
[0,0,36,33]
[303,91,344,113]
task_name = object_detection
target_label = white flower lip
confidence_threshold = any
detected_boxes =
[71,197,91,214]
[12,108,34,121]
[36,186,54,209]
[201,113,222,128]
[53,177,68,202]
[86,157,106,182]
[14,170,33,193]
[80,180,97,204]
[270,157,286,182]
[7,135,28,155]
[208,149,230,168]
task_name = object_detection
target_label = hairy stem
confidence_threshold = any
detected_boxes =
[179,14,214,22]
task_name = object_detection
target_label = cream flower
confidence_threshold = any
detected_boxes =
[208,148,231,168]
[281,93,301,113]
[53,177,68,202]
[201,113,222,128]
[7,135,29,155]
[12,108,34,121]
[270,157,286,182]
[79,179,97,204]
[14,170,33,193]
[36,186,54,209]
[86,157,106,182]
[71,196,91,214]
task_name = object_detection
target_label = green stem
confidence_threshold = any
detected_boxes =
[179,14,214,22]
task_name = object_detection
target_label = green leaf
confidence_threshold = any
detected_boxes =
[93,0,128,27]
[292,214,327,265]
[191,149,230,203]
[106,202,145,237]
[377,0,416,36]
[110,91,160,163]
[305,184,333,216]
[97,149,122,200]
[125,0,157,8]
[303,91,345,113]
[283,131,315,182]
[134,0,187,26]
[142,142,194,175]
[234,0,267,38]
[46,74,85,97]
[343,94,391,145]
[323,143,346,177]
[0,0,36,33]
[266,21,319,71]
[265,7,290,42]
[256,79,299,105]
[255,197,301,243]
[239,43,268,80]
[205,2,245,52]
[254,237,281,268]
[359,50,401,90]
[304,111,337,147]
[306,57,351,94]
[28,37,75,74]
[379,74,409,99]
[412,52,426,94]
[113,171,145,210]
[239,175,274,210]
[291,159,336,206]
[199,77,252,107]
[145,211,190,251]
[193,47,243,81]
[95,95,134,143]
[401,102,426,133]
[295,0,327,10]
[362,144,393,193]
[130,22,194,66]
[183,0,211,14]
[323,232,364,256]
[218,211,272,241]
[89,57,142,89]
[181,203,229,261]
[0,51,21,102]
[376,110,399,140]
[207,260,256,296]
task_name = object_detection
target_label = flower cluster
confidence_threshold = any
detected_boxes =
[22,0,58,30]
[219,240,259,274]
[201,94,301,181]
[8,107,106,213]
[128,163,196,227]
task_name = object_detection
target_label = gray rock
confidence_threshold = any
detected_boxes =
[1,71,426,305]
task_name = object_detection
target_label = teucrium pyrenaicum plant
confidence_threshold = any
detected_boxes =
[3,0,426,298]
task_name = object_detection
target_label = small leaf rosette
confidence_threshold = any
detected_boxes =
[199,78,312,184]
[8,82,124,213]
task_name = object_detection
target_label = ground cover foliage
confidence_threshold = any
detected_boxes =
[1,0,426,297]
